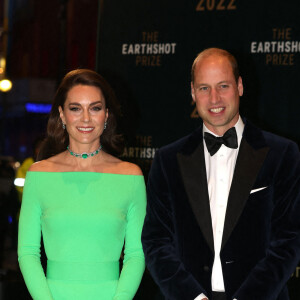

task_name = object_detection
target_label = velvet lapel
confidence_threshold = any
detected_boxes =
[221,121,270,249]
[177,128,214,252]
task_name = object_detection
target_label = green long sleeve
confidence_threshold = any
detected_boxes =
[113,178,146,299]
[18,173,54,300]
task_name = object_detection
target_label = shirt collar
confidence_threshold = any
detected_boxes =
[202,115,244,146]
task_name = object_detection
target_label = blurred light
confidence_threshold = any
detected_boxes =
[0,57,6,69]
[0,67,3,74]
[19,145,27,153]
[0,79,12,92]
[8,215,13,224]
[25,103,52,114]
[14,161,21,168]
[14,178,25,187]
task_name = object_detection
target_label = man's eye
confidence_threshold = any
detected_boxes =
[220,84,229,89]
[199,86,208,91]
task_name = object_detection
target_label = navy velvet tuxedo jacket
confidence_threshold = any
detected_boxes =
[142,120,300,300]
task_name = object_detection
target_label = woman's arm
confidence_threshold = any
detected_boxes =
[18,172,54,300]
[113,176,146,300]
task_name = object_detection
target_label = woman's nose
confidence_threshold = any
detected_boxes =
[82,109,91,122]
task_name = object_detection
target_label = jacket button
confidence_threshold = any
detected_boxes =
[203,266,210,272]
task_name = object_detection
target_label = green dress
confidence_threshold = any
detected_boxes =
[18,172,146,300]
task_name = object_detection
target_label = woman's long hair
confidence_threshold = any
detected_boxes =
[38,69,124,160]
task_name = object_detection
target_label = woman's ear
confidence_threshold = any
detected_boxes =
[105,108,109,122]
[58,106,66,125]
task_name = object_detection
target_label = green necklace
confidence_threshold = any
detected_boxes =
[67,145,102,159]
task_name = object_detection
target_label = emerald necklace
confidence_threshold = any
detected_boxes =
[67,145,102,159]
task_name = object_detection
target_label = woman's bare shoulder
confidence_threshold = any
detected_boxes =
[118,161,143,176]
[28,160,51,172]
[29,153,66,172]
[103,154,143,175]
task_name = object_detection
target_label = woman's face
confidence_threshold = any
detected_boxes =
[59,84,108,149]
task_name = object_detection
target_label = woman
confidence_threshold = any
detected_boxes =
[18,69,146,300]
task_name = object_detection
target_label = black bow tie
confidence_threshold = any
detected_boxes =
[204,127,238,156]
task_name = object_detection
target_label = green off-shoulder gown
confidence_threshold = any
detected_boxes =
[18,172,146,300]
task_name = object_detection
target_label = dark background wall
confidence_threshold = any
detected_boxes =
[97,0,300,177]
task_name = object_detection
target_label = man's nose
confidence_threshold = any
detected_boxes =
[210,88,220,103]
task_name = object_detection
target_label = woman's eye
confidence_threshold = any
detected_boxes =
[91,106,102,111]
[69,107,80,111]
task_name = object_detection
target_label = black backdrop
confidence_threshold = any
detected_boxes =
[97,0,300,298]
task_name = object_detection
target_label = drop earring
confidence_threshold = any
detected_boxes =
[62,122,66,130]
[104,121,107,130]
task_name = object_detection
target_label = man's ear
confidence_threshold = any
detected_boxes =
[191,82,196,102]
[237,76,243,97]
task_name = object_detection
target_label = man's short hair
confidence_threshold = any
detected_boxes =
[191,48,240,83]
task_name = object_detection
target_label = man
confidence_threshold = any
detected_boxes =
[142,48,300,300]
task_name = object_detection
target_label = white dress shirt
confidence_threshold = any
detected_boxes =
[195,116,244,300]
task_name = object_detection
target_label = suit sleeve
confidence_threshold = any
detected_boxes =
[18,174,54,300]
[113,176,146,300]
[142,150,207,299]
[234,141,300,299]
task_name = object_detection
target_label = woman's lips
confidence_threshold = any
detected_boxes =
[77,127,94,133]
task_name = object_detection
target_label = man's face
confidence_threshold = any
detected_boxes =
[191,54,243,136]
